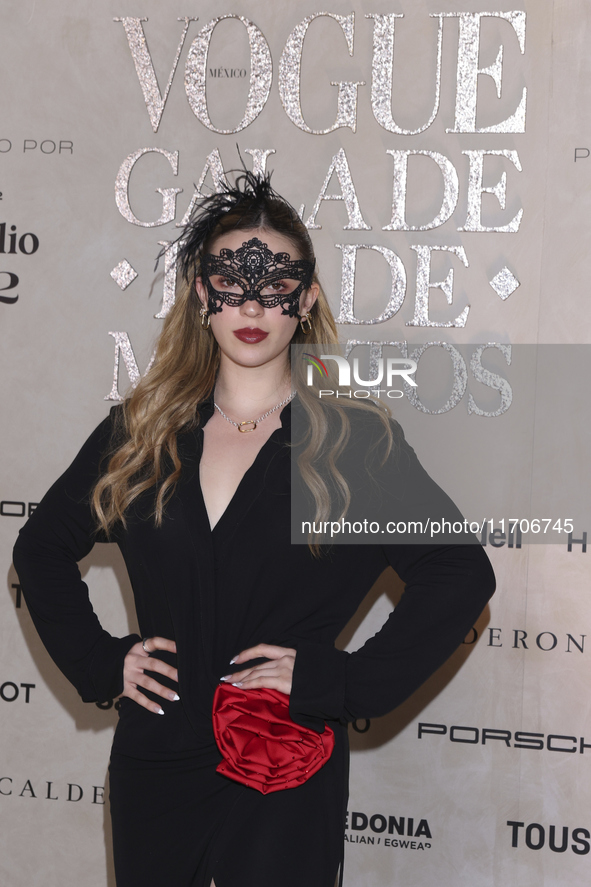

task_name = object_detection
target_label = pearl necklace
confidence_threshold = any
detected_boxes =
[214,392,296,433]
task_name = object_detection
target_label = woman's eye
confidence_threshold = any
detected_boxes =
[212,276,243,292]
[261,280,292,295]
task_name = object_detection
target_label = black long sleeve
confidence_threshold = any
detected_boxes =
[290,544,494,726]
[12,411,141,703]
[289,426,495,727]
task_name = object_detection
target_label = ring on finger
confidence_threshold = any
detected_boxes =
[142,637,151,653]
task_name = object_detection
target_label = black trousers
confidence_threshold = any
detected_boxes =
[109,745,345,887]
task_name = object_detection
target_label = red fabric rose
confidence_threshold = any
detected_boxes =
[212,684,335,794]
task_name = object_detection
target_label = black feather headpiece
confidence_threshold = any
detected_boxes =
[168,169,302,285]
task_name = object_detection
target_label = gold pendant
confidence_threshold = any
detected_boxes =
[238,420,257,433]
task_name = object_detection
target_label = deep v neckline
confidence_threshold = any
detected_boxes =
[199,433,276,534]
[197,401,292,535]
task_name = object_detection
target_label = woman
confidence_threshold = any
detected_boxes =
[13,173,495,887]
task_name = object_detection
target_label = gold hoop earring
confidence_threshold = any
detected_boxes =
[200,307,211,330]
[299,313,313,335]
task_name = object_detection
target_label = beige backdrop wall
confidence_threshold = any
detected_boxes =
[1,1,589,885]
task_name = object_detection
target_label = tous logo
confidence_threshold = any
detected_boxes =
[507,821,590,855]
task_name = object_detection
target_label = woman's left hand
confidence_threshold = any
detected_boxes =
[220,643,296,696]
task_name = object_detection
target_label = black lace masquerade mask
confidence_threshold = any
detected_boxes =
[200,237,315,318]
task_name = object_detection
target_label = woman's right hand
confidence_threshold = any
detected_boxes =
[119,636,179,714]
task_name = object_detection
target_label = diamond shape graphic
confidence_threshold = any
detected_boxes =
[490,267,520,300]
[111,259,138,290]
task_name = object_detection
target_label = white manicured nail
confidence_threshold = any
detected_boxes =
[232,682,243,688]
[171,693,180,701]
[229,658,237,665]
[156,707,165,715]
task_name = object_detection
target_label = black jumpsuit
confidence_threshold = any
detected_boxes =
[12,396,495,887]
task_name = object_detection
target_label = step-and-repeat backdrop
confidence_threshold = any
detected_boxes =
[1,1,589,885]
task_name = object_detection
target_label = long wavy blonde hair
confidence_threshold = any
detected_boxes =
[92,178,393,552]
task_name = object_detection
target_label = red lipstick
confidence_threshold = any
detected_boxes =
[233,328,269,344]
